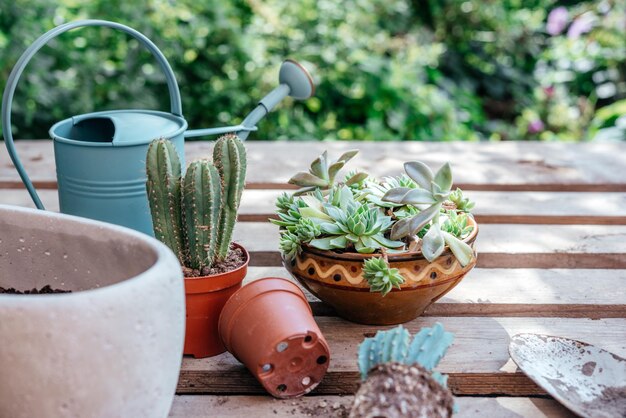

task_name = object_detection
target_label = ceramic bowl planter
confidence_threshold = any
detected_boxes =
[219,278,330,398]
[284,218,478,325]
[0,205,185,418]
[184,243,249,358]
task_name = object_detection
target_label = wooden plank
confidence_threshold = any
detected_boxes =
[245,267,626,318]
[177,317,626,396]
[4,188,626,225]
[232,223,626,269]
[169,395,576,417]
[2,141,626,191]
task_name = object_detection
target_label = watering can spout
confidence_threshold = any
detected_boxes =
[184,59,315,140]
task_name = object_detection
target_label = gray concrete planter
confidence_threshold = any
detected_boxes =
[0,205,185,418]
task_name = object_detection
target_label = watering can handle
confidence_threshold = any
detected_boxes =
[1,19,183,210]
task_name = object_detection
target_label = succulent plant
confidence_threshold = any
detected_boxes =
[448,187,475,212]
[288,150,367,195]
[382,161,475,267]
[362,257,404,296]
[213,134,247,259]
[146,139,185,265]
[271,151,477,293]
[146,135,247,272]
[357,174,417,208]
[383,162,453,240]
[308,197,404,254]
[441,210,474,239]
[293,217,322,242]
[279,231,301,260]
[270,193,309,231]
[352,324,455,418]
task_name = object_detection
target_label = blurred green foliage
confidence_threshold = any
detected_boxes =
[0,0,624,141]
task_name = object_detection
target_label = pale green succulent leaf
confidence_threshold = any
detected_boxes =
[390,217,411,240]
[337,149,359,163]
[309,237,334,250]
[433,163,453,192]
[320,222,343,235]
[372,235,405,249]
[346,171,368,186]
[299,206,332,221]
[382,187,413,203]
[404,161,434,190]
[288,171,328,187]
[404,203,441,237]
[441,231,474,267]
[327,161,345,182]
[399,188,436,205]
[422,226,445,262]
[309,155,327,180]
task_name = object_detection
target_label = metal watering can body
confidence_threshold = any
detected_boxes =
[2,20,314,235]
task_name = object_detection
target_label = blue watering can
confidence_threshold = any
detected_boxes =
[2,20,314,235]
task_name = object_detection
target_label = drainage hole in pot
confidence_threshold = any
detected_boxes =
[333,274,341,282]
[430,271,437,279]
[277,384,287,392]
[260,363,273,374]
[316,355,328,365]
[308,267,315,275]
[276,342,289,352]
[301,376,311,386]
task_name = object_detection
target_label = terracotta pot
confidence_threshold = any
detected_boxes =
[0,204,185,418]
[184,243,249,358]
[284,218,479,325]
[219,278,330,398]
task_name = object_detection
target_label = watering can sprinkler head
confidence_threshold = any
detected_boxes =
[183,59,315,140]
[236,59,315,140]
[279,59,315,100]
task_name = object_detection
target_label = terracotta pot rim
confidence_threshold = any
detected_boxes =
[218,277,310,352]
[299,217,478,262]
[184,243,249,294]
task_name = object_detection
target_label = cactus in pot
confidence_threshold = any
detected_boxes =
[146,134,246,274]
[146,134,248,358]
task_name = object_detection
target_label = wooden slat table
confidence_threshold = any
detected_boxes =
[2,140,625,418]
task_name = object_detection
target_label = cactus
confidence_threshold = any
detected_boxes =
[353,324,456,417]
[357,323,454,386]
[182,160,222,270]
[146,138,185,264]
[146,135,247,273]
[213,134,247,259]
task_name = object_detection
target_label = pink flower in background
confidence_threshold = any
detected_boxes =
[528,119,545,134]
[567,13,595,39]
[547,7,569,35]
[543,86,555,98]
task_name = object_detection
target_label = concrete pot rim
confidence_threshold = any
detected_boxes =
[0,204,179,302]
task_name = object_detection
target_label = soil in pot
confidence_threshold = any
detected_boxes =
[182,245,246,277]
[183,243,249,359]
[0,285,71,294]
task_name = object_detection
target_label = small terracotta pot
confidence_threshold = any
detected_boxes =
[184,243,249,358]
[219,278,330,398]
[284,218,479,325]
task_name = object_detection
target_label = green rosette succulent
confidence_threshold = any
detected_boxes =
[303,188,405,254]
[362,257,404,296]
